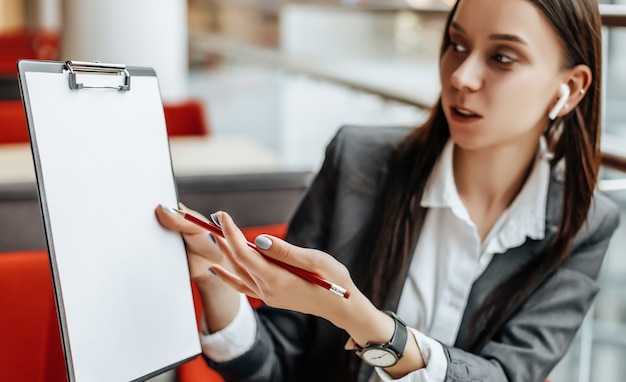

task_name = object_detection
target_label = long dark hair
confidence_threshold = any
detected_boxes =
[355,0,602,353]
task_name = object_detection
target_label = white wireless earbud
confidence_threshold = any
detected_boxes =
[548,83,570,120]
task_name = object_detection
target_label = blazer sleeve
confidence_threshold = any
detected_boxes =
[442,197,620,382]
[284,128,342,250]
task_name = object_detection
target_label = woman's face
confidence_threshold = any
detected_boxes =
[439,0,566,152]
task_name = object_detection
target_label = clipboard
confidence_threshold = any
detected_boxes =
[17,60,201,382]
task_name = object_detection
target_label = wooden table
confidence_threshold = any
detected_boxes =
[0,137,312,252]
[0,135,283,184]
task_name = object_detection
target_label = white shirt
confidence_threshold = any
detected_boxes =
[201,138,552,382]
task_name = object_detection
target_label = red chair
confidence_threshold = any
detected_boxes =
[0,100,29,144]
[0,225,286,382]
[177,223,288,382]
[0,29,59,76]
[0,250,67,382]
[0,97,212,144]
[0,31,36,76]
[163,99,211,137]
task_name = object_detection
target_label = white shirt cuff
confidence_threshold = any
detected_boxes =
[199,293,257,363]
[374,328,447,382]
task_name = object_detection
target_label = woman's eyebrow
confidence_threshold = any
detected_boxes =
[489,34,528,46]
[450,21,528,46]
[450,22,465,33]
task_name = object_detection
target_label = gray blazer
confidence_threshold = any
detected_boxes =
[206,125,620,382]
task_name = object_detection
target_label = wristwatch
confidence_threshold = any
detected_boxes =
[353,311,408,368]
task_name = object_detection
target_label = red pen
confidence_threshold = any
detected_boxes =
[172,208,350,299]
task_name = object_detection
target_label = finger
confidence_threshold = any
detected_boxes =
[253,234,325,274]
[156,204,221,256]
[209,230,250,276]
[155,203,206,235]
[217,212,277,289]
[216,212,267,273]
[209,265,260,299]
[205,213,264,290]
[213,211,250,247]
[253,236,353,303]
[187,255,216,281]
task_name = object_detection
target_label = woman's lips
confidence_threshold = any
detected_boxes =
[449,106,483,123]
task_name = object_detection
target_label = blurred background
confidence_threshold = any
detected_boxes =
[1,1,625,381]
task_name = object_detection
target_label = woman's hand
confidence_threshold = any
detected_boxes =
[211,211,426,377]
[155,203,228,284]
[154,204,241,333]
[207,211,383,338]
[211,211,426,376]
[157,207,425,376]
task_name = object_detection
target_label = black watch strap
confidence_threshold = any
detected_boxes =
[383,310,407,358]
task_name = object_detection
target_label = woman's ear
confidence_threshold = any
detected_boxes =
[556,64,592,118]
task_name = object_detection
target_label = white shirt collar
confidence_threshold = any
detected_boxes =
[421,137,551,251]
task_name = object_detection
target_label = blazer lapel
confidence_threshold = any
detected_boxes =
[454,166,562,349]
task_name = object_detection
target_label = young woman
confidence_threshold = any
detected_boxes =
[156,0,620,380]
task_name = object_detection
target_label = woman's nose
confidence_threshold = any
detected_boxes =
[450,54,483,92]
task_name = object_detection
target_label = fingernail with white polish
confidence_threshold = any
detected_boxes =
[161,204,175,213]
[255,236,272,250]
[209,213,221,227]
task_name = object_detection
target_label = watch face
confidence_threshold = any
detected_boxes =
[361,347,398,367]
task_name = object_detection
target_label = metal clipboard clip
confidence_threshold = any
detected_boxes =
[66,60,131,91]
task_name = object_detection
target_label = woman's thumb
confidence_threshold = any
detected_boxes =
[255,235,274,251]
[254,234,311,270]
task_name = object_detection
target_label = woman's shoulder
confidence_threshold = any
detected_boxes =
[548,165,621,238]
[585,191,621,240]
[564,189,621,277]
[327,125,414,161]
[332,125,413,145]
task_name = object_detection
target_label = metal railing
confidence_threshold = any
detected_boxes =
[601,3,626,27]
[190,2,626,175]
[599,4,626,175]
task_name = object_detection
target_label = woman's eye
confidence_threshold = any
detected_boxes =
[450,41,467,53]
[493,53,515,64]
